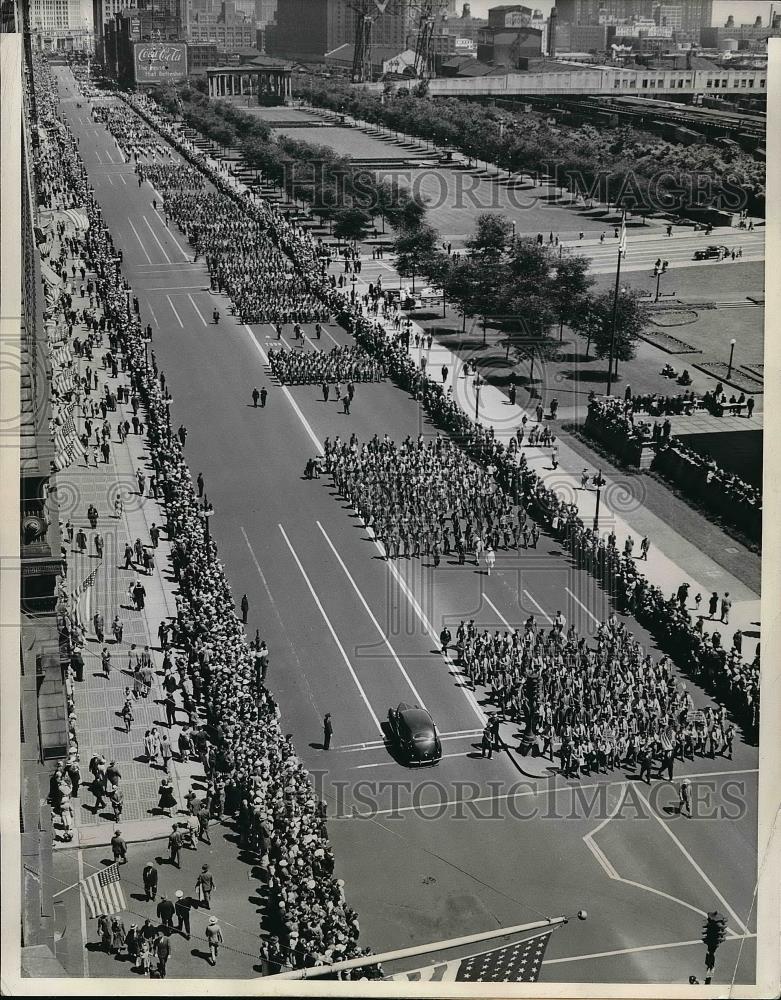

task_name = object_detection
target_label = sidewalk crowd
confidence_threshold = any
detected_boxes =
[33,57,382,978]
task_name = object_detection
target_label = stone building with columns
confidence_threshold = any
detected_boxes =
[207,52,292,101]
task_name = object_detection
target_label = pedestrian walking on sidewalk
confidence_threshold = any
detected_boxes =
[708,591,719,618]
[323,712,333,750]
[94,610,105,642]
[159,777,177,818]
[260,387,267,407]
[163,692,177,728]
[160,732,173,773]
[121,696,133,734]
[76,526,87,554]
[145,728,161,765]
[101,645,112,679]
[720,593,732,624]
[94,531,104,559]
[252,387,260,407]
[110,784,124,822]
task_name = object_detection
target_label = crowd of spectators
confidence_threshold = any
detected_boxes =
[33,58,382,978]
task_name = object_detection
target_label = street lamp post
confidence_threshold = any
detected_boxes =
[727,338,736,379]
[593,470,604,532]
[142,336,152,369]
[474,375,481,422]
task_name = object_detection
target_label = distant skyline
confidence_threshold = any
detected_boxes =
[458,1,776,27]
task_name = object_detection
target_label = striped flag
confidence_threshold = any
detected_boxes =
[80,864,126,919]
[388,930,553,983]
[69,567,99,603]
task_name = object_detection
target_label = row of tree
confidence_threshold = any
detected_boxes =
[301,80,765,218]
[149,83,429,242]
[393,213,649,367]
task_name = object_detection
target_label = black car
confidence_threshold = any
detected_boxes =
[693,245,727,260]
[387,703,442,765]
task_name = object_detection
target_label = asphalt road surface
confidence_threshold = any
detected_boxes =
[54,69,759,985]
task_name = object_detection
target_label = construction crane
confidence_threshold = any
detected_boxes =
[351,0,392,84]
[410,0,446,80]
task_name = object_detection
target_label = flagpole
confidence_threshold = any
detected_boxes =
[606,213,625,397]
[266,916,568,980]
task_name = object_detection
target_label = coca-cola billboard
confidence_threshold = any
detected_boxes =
[133,41,188,84]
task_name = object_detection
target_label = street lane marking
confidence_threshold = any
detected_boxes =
[279,524,382,733]
[318,520,427,708]
[106,175,114,186]
[633,786,750,935]
[484,594,511,628]
[187,293,209,327]
[127,217,153,264]
[104,148,114,163]
[144,299,160,328]
[95,149,102,164]
[543,934,756,966]
[582,786,721,929]
[566,585,601,626]
[352,750,471,770]
[523,589,554,623]
[119,174,127,185]
[338,729,481,752]
[143,215,173,264]
[166,295,184,328]
[242,324,324,456]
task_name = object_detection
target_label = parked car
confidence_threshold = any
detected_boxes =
[387,703,442,765]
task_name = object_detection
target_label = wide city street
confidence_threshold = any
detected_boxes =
[44,64,760,985]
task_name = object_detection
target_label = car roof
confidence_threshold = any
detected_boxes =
[398,706,434,730]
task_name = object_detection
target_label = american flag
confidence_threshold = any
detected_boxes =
[80,864,126,919]
[388,930,553,983]
[69,567,99,603]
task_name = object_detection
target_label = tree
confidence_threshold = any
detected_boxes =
[580,288,650,372]
[333,207,372,242]
[552,253,594,339]
[393,224,438,293]
[466,213,512,258]
[387,191,428,231]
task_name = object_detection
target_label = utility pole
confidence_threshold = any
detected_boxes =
[606,214,626,397]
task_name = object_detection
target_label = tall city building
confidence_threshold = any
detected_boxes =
[93,0,137,61]
[678,0,711,36]
[29,0,93,48]
[268,0,412,60]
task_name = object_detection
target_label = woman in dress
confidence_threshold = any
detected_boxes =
[158,777,177,818]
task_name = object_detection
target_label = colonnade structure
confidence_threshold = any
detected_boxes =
[206,55,293,102]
